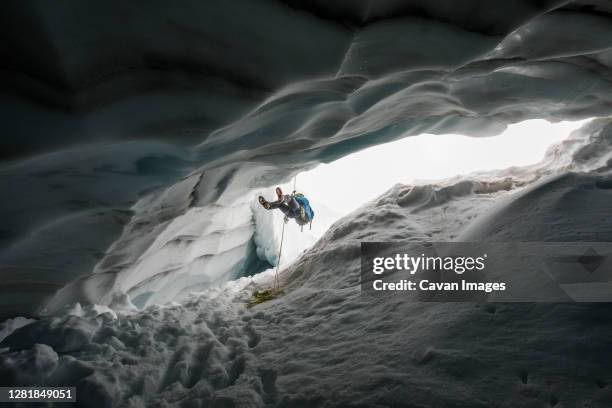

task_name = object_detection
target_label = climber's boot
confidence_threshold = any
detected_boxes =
[258,196,271,209]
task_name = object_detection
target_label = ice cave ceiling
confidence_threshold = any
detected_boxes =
[2,0,612,318]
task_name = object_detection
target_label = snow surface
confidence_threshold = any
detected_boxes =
[3,118,612,407]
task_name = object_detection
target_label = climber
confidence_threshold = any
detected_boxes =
[259,187,314,229]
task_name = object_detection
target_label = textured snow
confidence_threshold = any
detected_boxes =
[3,118,612,406]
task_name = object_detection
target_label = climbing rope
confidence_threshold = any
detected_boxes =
[273,175,297,290]
[274,219,285,290]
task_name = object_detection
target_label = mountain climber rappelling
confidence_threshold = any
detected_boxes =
[259,187,314,230]
[248,185,314,307]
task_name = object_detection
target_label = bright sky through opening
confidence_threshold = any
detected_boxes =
[295,119,590,215]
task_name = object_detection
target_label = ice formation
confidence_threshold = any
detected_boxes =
[3,1,612,406]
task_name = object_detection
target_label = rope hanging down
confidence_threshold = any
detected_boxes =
[273,175,296,290]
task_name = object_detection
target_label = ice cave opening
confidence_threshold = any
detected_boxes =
[256,118,590,288]
[28,118,593,316]
[296,119,591,215]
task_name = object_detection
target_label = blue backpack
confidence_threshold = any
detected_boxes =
[293,193,314,228]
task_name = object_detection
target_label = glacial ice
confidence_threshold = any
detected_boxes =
[40,174,340,315]
[3,2,612,405]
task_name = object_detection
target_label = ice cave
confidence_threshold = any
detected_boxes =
[2,1,612,407]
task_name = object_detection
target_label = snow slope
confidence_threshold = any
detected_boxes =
[3,119,612,407]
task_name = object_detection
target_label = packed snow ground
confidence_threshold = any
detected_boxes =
[2,119,612,407]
